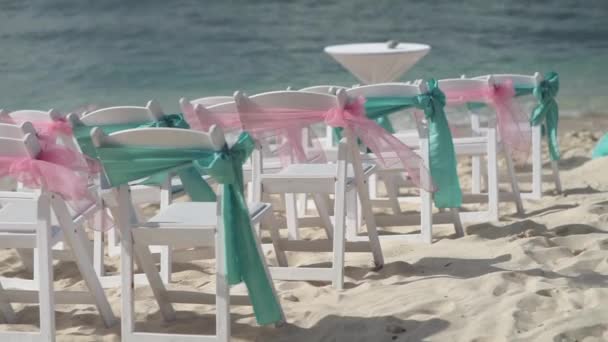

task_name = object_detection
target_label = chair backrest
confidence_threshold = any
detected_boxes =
[180,97,238,124]
[0,109,64,123]
[91,126,226,218]
[190,96,234,107]
[236,90,344,153]
[299,85,347,95]
[0,122,37,139]
[438,77,493,97]
[439,77,497,129]
[346,82,423,98]
[346,82,427,144]
[237,90,344,112]
[71,100,164,127]
[470,73,542,88]
[91,126,225,152]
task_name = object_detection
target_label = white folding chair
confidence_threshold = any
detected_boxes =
[91,126,283,341]
[67,100,181,283]
[234,89,384,290]
[0,133,116,341]
[471,73,562,199]
[346,82,463,243]
[0,115,104,279]
[439,77,524,221]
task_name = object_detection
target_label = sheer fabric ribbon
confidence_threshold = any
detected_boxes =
[443,80,531,162]
[0,144,91,202]
[183,99,434,191]
[94,132,283,325]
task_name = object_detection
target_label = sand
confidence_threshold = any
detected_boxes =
[0,118,607,341]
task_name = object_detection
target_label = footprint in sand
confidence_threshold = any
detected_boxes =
[588,200,608,215]
[486,271,531,296]
[553,324,608,342]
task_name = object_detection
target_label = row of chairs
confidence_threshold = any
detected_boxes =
[0,72,560,341]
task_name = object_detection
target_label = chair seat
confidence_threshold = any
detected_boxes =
[0,200,38,225]
[453,136,489,145]
[268,163,375,179]
[134,201,271,248]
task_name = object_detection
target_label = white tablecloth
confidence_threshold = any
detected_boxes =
[324,42,431,84]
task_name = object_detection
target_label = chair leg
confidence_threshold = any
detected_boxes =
[0,282,16,324]
[451,208,464,237]
[51,197,116,328]
[503,146,524,215]
[215,210,231,342]
[472,155,482,194]
[531,125,543,199]
[343,130,384,268]
[551,160,562,194]
[249,210,286,323]
[159,245,172,284]
[312,194,334,239]
[384,175,402,214]
[93,211,106,277]
[159,178,173,284]
[132,243,176,321]
[36,198,55,341]
[487,131,499,221]
[15,249,34,274]
[420,188,433,244]
[284,193,300,240]
[332,168,347,290]
[263,211,288,267]
[345,189,360,241]
[369,173,378,199]
[297,193,308,216]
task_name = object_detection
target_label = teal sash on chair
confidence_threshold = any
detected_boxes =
[72,113,189,159]
[338,80,463,208]
[592,133,608,159]
[514,72,561,161]
[467,72,561,161]
[72,113,206,191]
[94,132,283,325]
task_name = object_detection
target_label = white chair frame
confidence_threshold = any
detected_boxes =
[470,73,562,199]
[439,77,524,221]
[346,82,463,243]
[233,89,384,289]
[68,100,178,284]
[0,134,116,341]
[91,126,283,341]
[0,111,104,282]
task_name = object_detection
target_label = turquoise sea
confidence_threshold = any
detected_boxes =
[1,0,607,114]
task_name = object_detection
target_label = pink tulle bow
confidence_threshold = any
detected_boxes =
[444,81,531,163]
[0,146,91,201]
[183,97,434,191]
[30,119,73,145]
[1,115,100,174]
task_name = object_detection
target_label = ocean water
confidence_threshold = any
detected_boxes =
[1,0,607,115]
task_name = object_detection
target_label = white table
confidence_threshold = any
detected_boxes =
[324,42,431,84]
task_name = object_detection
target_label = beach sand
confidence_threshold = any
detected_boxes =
[0,117,607,341]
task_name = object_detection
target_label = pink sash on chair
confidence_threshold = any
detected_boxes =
[1,115,101,173]
[182,97,436,191]
[0,144,91,201]
[443,80,532,163]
